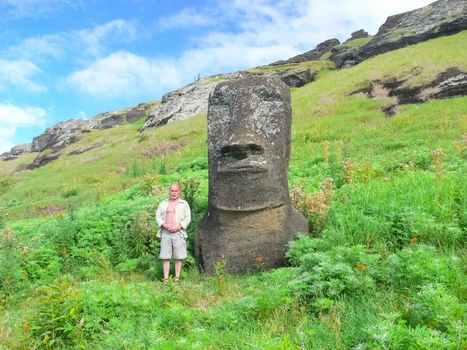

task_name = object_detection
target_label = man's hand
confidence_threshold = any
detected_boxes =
[163,223,182,233]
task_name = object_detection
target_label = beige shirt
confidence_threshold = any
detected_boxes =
[156,198,191,238]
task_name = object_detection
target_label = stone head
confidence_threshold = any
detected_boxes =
[207,76,291,211]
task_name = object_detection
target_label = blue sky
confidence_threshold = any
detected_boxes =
[0,0,434,153]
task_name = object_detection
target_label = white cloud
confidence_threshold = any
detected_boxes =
[0,103,47,153]
[157,7,216,29]
[0,59,45,92]
[74,19,139,57]
[67,51,182,98]
[5,34,66,61]
[3,19,139,62]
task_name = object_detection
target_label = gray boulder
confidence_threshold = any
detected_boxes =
[0,143,32,161]
[361,0,467,59]
[348,29,369,41]
[271,38,340,66]
[26,152,61,170]
[196,76,308,274]
[273,69,316,88]
[31,119,89,152]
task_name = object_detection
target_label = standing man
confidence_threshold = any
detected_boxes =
[156,183,191,282]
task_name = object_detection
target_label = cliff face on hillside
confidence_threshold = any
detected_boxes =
[2,0,466,169]
[1,103,153,163]
[331,0,467,68]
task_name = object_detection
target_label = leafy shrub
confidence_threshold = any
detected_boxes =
[180,178,200,209]
[61,184,78,198]
[140,173,159,196]
[0,207,8,230]
[290,178,334,234]
[175,157,208,172]
[0,176,14,195]
[289,244,380,299]
[27,279,84,349]
[0,228,22,297]
[405,284,464,332]
[378,245,463,292]
[286,235,330,266]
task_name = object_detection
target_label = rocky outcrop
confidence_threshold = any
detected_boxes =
[1,103,151,169]
[89,103,149,129]
[0,143,32,161]
[347,29,369,41]
[350,67,467,115]
[361,0,467,60]
[273,69,316,88]
[329,46,362,69]
[139,79,219,131]
[31,119,89,153]
[332,0,467,68]
[26,152,61,170]
[271,38,340,66]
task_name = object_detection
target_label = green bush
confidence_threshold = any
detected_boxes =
[405,284,464,332]
[27,279,84,349]
[378,245,463,292]
[289,244,379,299]
[0,228,22,297]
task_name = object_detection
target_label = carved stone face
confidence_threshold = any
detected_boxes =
[207,76,291,211]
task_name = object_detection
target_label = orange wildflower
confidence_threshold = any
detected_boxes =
[410,237,417,243]
[255,256,264,263]
[218,278,225,283]
[23,324,30,331]
[356,264,366,269]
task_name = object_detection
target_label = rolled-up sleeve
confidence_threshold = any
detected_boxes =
[155,201,166,227]
[180,202,191,229]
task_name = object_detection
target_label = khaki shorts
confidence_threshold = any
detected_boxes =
[159,230,187,260]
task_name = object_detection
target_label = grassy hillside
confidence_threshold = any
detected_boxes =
[0,32,466,349]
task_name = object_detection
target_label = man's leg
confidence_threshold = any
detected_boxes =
[163,259,170,280]
[174,259,183,280]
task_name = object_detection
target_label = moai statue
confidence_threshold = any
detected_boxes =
[195,76,308,273]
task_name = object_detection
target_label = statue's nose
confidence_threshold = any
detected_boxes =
[221,143,264,160]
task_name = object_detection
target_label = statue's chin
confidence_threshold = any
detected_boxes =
[218,164,268,173]
[212,202,286,212]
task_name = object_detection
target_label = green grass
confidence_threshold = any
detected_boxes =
[0,32,466,349]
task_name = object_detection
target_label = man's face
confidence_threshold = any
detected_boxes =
[169,185,180,200]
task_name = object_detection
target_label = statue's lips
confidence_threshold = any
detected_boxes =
[218,163,269,173]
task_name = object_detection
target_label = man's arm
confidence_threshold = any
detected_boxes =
[155,201,165,228]
[179,202,191,230]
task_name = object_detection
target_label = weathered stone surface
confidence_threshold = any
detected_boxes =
[348,29,369,40]
[329,0,466,68]
[26,152,61,170]
[329,46,362,68]
[89,103,149,129]
[139,79,217,131]
[195,76,308,274]
[139,73,253,132]
[0,143,32,161]
[350,67,467,115]
[361,0,467,59]
[31,119,89,152]
[274,69,316,88]
[271,38,340,66]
